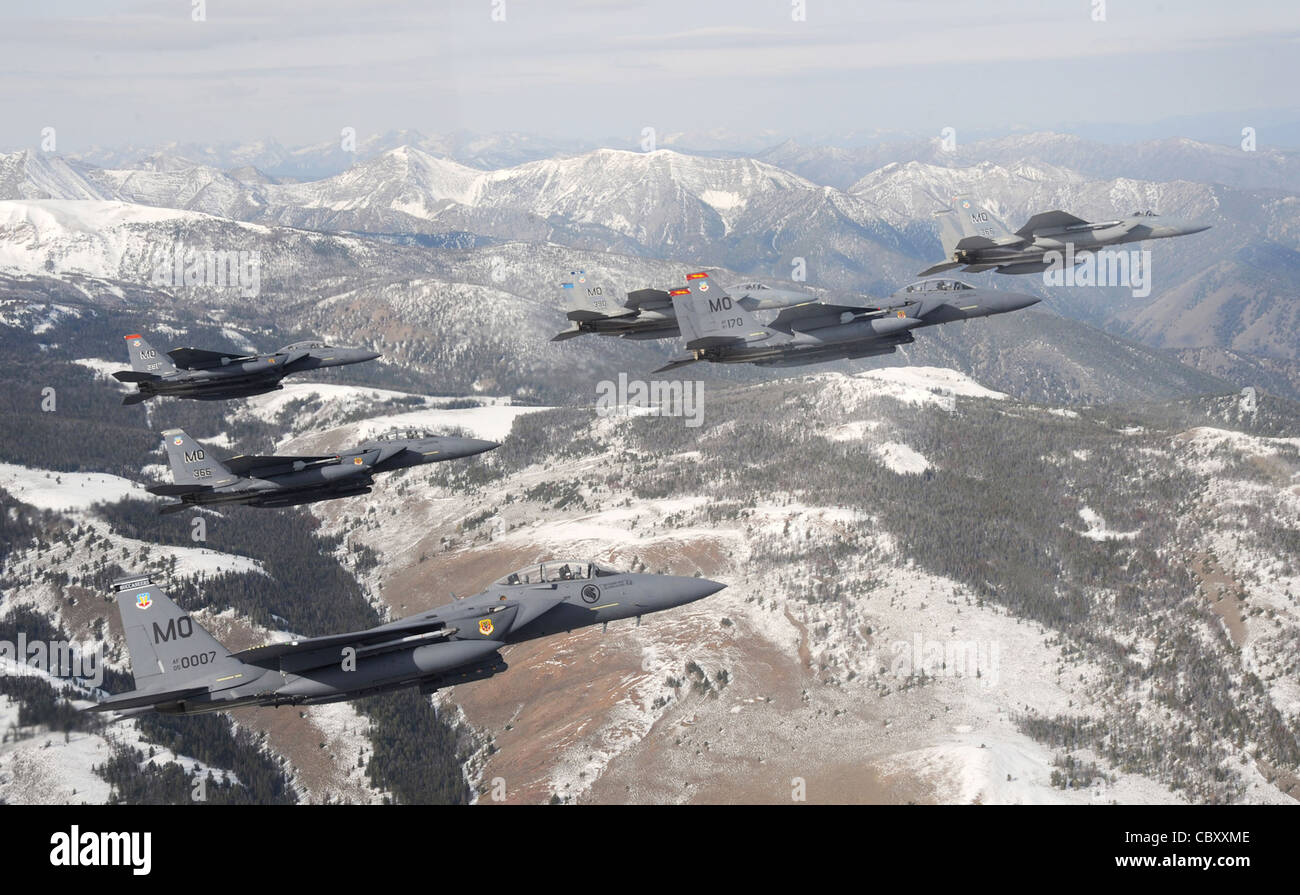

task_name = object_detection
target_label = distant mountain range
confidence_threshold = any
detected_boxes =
[1,132,1296,399]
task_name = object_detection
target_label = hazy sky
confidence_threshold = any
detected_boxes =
[2,0,1298,151]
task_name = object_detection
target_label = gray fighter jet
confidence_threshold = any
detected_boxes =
[919,195,1210,276]
[146,427,498,514]
[654,273,1039,371]
[551,270,812,341]
[112,333,381,404]
[88,563,725,716]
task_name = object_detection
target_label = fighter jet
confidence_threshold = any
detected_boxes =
[112,333,381,404]
[88,563,725,716]
[919,195,1211,276]
[551,270,812,341]
[146,427,498,514]
[654,272,1039,371]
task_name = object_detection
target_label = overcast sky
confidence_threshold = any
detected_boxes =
[2,0,1298,151]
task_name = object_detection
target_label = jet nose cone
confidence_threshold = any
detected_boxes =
[675,576,726,605]
[1156,221,1211,238]
[444,437,501,458]
[1011,293,1041,311]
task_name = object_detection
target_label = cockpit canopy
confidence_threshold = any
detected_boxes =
[283,340,329,350]
[494,560,622,586]
[730,282,772,292]
[900,279,975,294]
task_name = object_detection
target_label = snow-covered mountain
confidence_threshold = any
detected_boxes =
[1,129,1298,804]
[762,132,1300,193]
[3,363,1296,804]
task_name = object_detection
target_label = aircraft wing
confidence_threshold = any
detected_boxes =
[167,347,257,369]
[624,288,672,310]
[917,260,963,276]
[232,617,457,670]
[768,302,880,334]
[222,454,338,477]
[1015,210,1089,238]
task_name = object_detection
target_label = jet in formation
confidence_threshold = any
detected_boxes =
[551,270,813,341]
[654,272,1039,372]
[112,333,381,404]
[919,195,1210,276]
[146,427,498,513]
[89,564,725,716]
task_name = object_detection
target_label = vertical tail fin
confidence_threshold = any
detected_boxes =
[160,428,234,486]
[945,194,1013,246]
[110,574,238,690]
[669,272,765,348]
[561,270,627,321]
[124,334,177,375]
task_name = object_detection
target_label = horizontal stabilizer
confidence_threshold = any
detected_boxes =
[684,335,744,351]
[953,235,998,251]
[567,308,628,323]
[550,327,585,341]
[1015,210,1088,238]
[158,502,198,515]
[624,288,672,310]
[653,356,700,374]
[122,392,151,406]
[85,686,210,713]
[167,347,256,370]
[112,370,158,383]
[146,483,214,496]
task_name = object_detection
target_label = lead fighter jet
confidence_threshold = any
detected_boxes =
[112,333,381,404]
[88,564,725,716]
[654,272,1039,371]
[551,270,812,341]
[919,194,1210,276]
[146,427,498,513]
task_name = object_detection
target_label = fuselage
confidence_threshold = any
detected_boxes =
[957,215,1210,266]
[706,280,1039,366]
[132,565,723,715]
[129,344,380,400]
[153,431,499,514]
